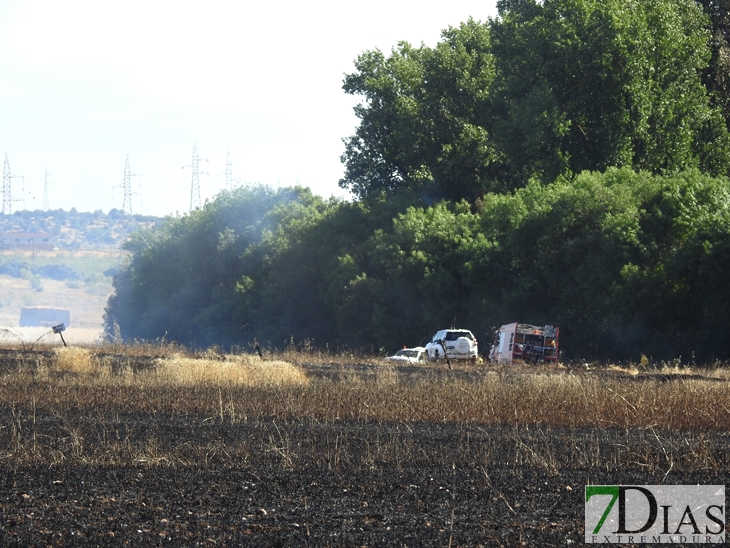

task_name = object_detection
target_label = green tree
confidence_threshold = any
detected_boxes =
[619,170,730,360]
[470,167,730,361]
[340,19,501,203]
[473,168,649,357]
[490,0,730,182]
[238,196,348,347]
[332,201,488,350]
[104,170,730,361]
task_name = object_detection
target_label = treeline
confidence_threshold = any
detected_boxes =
[105,0,730,361]
[0,209,159,249]
[105,170,730,361]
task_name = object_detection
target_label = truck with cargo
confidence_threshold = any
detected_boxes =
[489,323,559,364]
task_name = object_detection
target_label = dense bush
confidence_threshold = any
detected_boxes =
[105,169,730,362]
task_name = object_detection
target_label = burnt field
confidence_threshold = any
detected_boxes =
[0,346,728,546]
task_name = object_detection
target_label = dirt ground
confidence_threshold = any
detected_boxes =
[0,360,727,547]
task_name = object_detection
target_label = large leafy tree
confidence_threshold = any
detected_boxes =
[340,19,501,203]
[104,185,423,350]
[104,171,730,360]
[341,1,729,204]
[472,169,648,357]
[470,167,730,360]
[491,0,730,182]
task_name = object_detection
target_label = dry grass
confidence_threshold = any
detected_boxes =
[287,369,730,431]
[606,364,639,375]
[146,354,309,387]
[16,345,309,388]
[0,344,730,431]
[52,346,103,374]
[0,345,728,475]
[0,345,726,431]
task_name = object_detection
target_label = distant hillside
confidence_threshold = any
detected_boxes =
[0,208,162,250]
[0,209,165,338]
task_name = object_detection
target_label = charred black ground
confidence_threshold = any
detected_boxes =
[0,354,727,546]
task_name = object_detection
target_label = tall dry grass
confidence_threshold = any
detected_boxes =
[38,346,309,387]
[146,354,309,387]
[0,345,725,431]
[52,346,102,374]
[0,345,728,473]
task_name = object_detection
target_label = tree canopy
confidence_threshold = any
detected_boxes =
[340,0,730,201]
[340,19,501,203]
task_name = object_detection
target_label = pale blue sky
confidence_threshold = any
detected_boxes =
[0,0,496,216]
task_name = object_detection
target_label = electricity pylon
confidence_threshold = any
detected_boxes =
[2,154,23,215]
[222,149,241,190]
[2,154,10,215]
[182,143,208,211]
[122,155,140,215]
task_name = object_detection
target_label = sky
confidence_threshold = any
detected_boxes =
[0,0,497,217]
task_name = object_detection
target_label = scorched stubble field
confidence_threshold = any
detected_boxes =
[0,345,728,546]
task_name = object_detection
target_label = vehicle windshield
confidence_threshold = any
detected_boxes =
[397,350,419,357]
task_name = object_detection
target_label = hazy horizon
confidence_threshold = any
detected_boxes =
[0,0,497,217]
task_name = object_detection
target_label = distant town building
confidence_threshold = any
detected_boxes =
[0,232,54,251]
